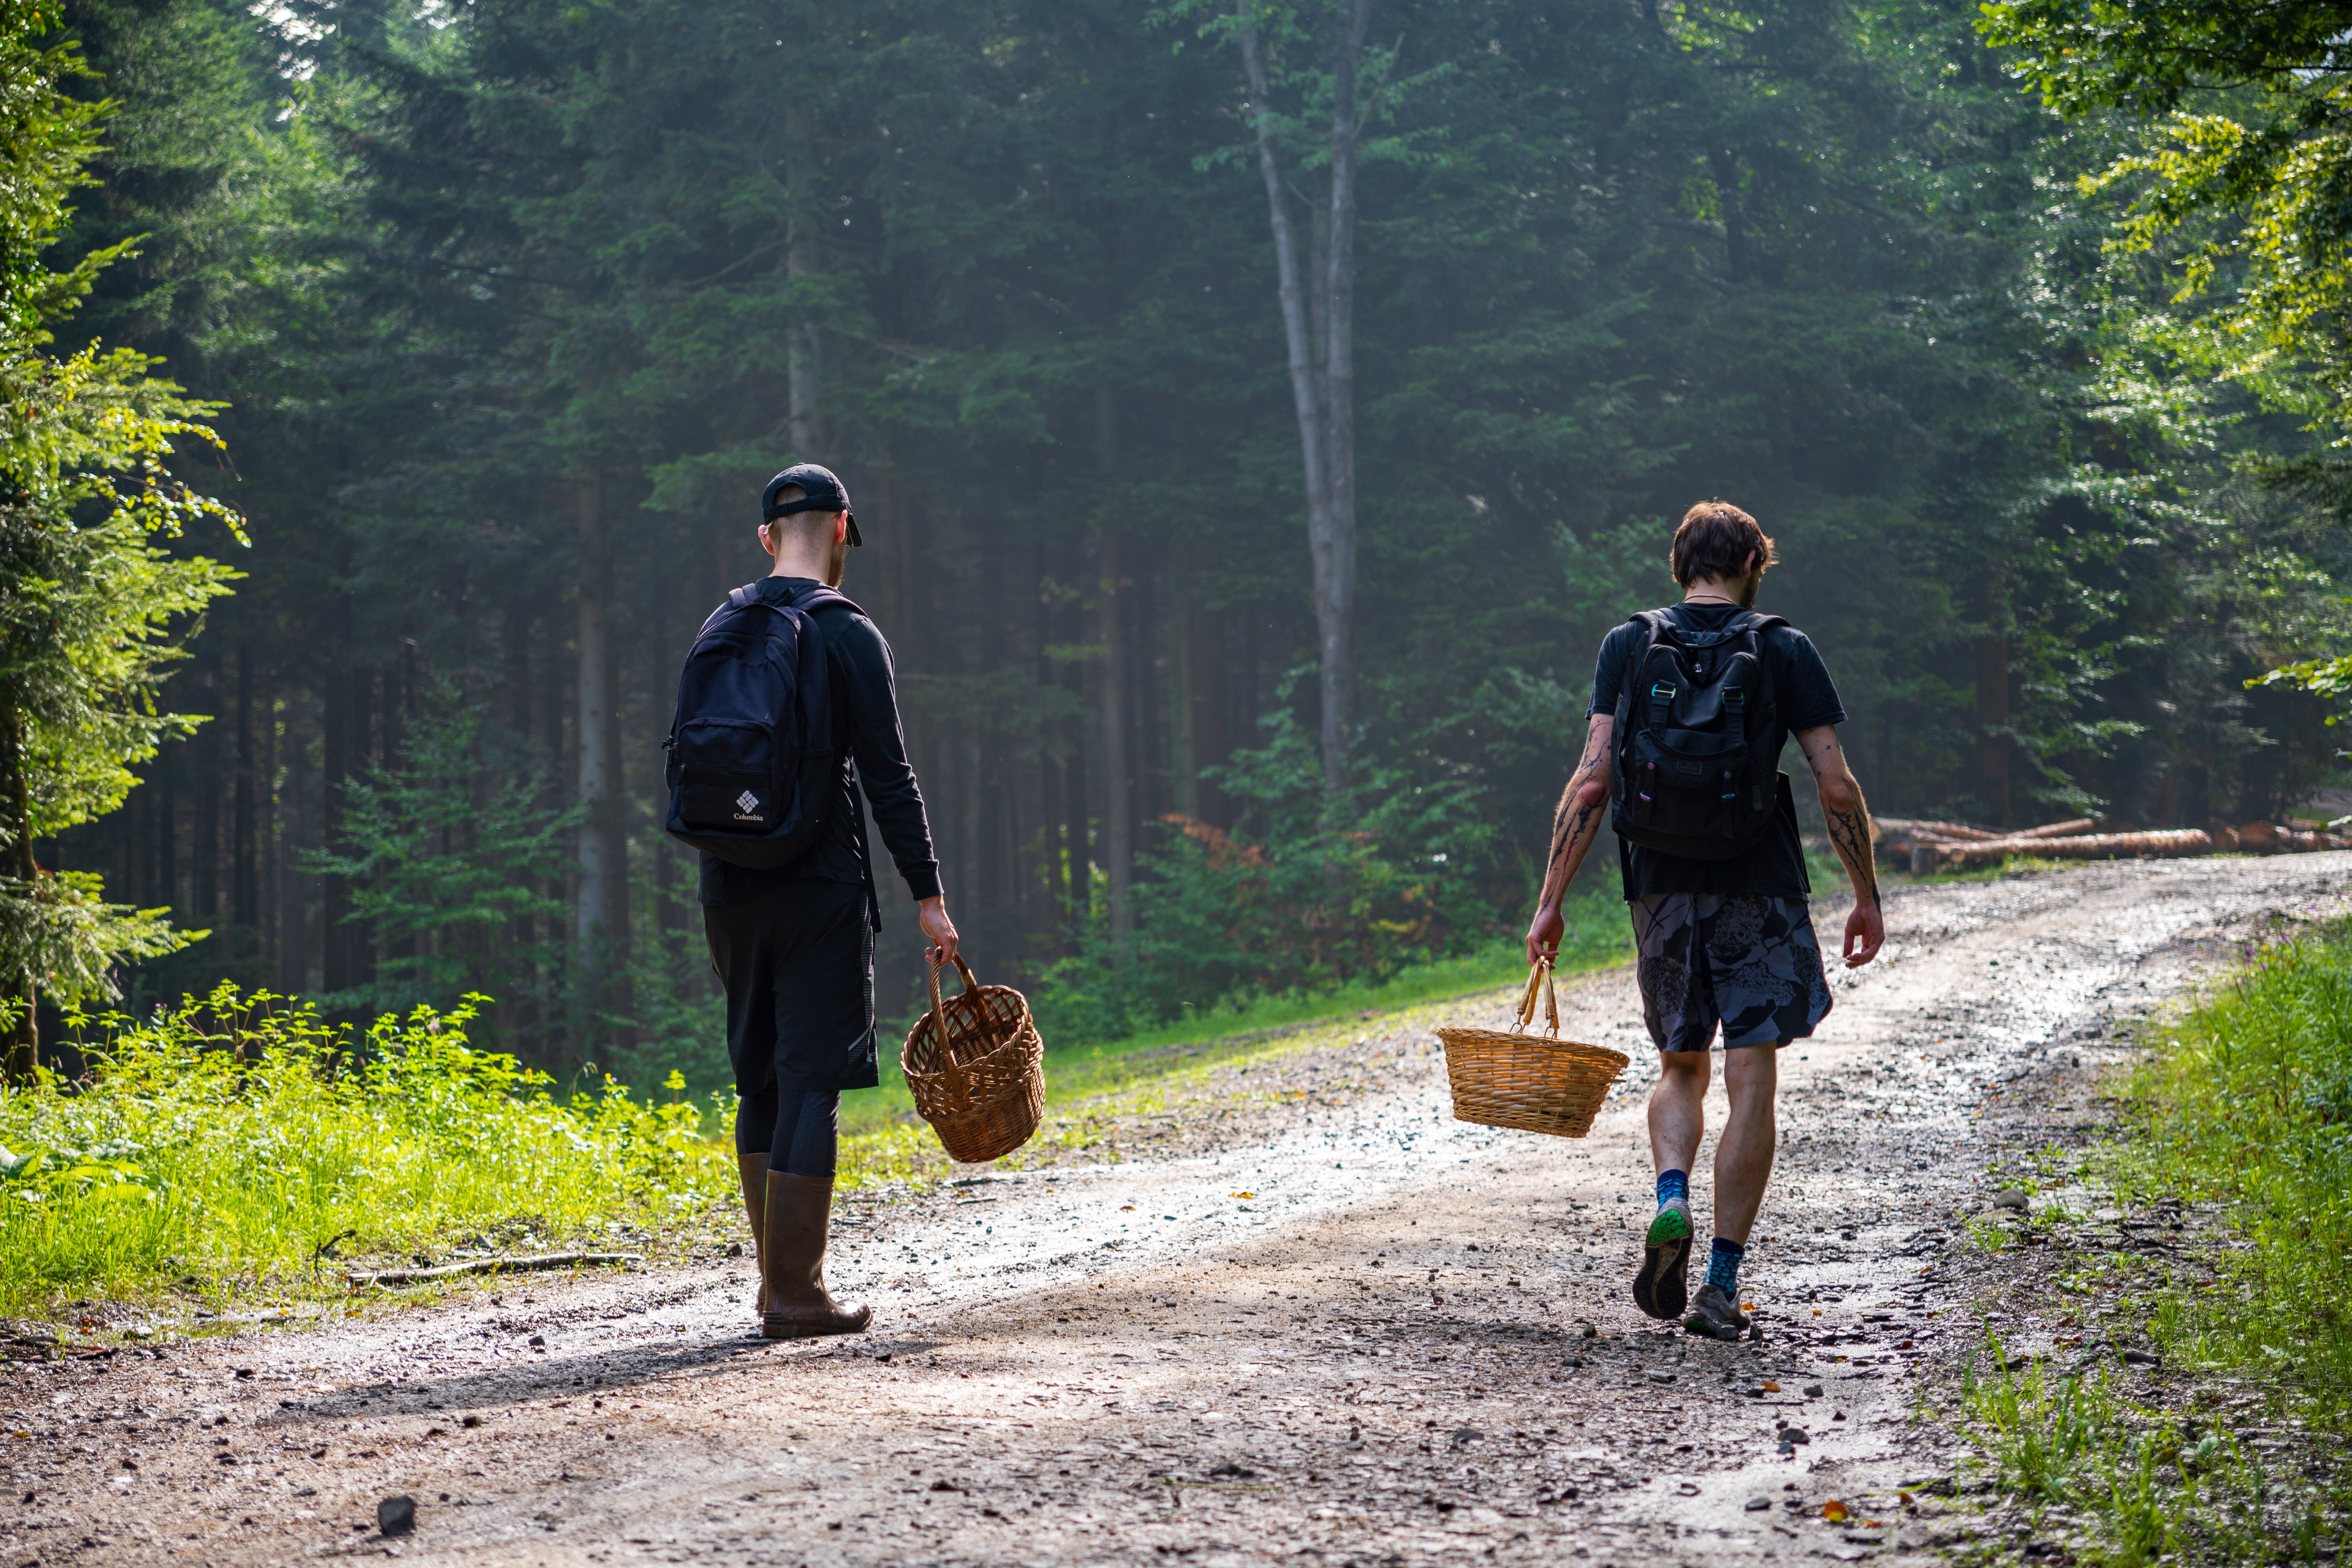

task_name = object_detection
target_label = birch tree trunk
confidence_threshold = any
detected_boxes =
[1237,0,1371,798]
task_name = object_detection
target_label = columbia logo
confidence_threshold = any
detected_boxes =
[736,790,761,813]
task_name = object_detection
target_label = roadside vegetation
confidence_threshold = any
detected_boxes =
[0,986,732,1321]
[0,883,1629,1319]
[1951,916,2352,1563]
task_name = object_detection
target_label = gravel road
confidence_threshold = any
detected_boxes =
[8,854,2348,1568]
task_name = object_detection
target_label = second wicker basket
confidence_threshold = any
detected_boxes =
[899,954,1046,1163]
[1436,960,1629,1138]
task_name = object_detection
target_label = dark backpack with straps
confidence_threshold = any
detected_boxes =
[661,578,852,869]
[1609,607,1789,860]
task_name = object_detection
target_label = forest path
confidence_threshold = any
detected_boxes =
[15,853,2352,1568]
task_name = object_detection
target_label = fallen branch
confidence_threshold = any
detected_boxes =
[347,1252,642,1289]
[1876,816,2095,864]
[1874,817,2002,844]
[1919,829,2212,874]
[2007,817,2100,840]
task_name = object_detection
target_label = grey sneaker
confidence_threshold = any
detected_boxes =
[1683,1281,1750,1341]
[1633,1198,1693,1320]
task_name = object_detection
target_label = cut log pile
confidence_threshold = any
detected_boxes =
[1873,817,2350,875]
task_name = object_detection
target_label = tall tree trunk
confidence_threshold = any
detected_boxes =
[195,659,221,921]
[1316,0,1368,789]
[232,644,258,942]
[574,480,618,1014]
[1977,634,2011,828]
[787,106,822,457]
[1095,384,1132,950]
[2,689,36,1082]
[1237,0,1370,798]
[321,666,353,995]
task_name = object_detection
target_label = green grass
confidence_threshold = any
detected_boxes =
[0,985,734,1320]
[0,888,1637,1319]
[1946,916,2352,1563]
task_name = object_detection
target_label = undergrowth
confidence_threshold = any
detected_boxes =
[1953,914,2352,1563]
[0,985,732,1318]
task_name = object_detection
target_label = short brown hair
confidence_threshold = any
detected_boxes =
[1670,500,1776,587]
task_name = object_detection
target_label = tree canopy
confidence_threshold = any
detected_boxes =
[10,0,2347,1086]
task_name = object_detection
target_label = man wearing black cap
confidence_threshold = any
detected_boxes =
[701,463,957,1338]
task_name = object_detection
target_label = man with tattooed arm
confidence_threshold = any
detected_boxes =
[1523,500,1884,1341]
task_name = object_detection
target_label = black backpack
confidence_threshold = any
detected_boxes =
[1609,607,1789,860]
[661,579,851,868]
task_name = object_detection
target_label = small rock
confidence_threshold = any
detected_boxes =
[2121,1348,2161,1366]
[527,1334,546,1348]
[1778,1427,1811,1445]
[2093,1208,2123,1223]
[377,1495,416,1537]
[461,1414,482,1428]
[1643,1368,1676,1384]
[726,1242,743,1257]
[1208,1461,1257,1479]
[1746,1496,1772,1511]
[295,1486,317,1497]
[1803,1383,1824,1397]
[1575,1321,1598,1339]
[1991,1189,2029,1212]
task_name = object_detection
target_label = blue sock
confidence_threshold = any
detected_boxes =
[1655,1169,1689,1209]
[1706,1236,1745,1295]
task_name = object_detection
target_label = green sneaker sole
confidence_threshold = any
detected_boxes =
[1634,1205,1693,1320]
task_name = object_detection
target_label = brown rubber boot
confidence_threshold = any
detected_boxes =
[759,1172,871,1339]
[737,1151,769,1318]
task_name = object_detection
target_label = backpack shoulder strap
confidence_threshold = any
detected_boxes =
[785,584,866,619]
[1624,610,1685,732]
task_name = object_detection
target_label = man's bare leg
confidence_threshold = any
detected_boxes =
[1635,1052,1711,1319]
[1713,1044,1780,1244]
[1680,1042,1780,1339]
[1649,1051,1709,1176]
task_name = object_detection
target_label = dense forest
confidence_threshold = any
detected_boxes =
[5,0,2348,1087]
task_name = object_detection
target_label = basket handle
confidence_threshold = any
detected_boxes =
[927,956,971,1103]
[952,953,982,996]
[1512,959,1561,1038]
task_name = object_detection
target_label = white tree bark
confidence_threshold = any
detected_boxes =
[1238,0,1370,797]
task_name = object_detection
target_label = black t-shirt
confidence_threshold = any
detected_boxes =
[697,578,944,918]
[1587,602,1846,899]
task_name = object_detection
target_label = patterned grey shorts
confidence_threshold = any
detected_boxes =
[1629,893,1832,1052]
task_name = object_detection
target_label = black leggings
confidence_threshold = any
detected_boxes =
[734,1074,841,1180]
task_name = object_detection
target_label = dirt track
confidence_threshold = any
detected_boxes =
[8,855,2350,1568]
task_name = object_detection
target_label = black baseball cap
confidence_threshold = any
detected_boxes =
[761,463,862,548]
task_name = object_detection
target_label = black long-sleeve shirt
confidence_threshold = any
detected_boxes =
[695,577,942,920]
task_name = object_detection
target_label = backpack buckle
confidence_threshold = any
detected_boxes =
[1648,682,1676,699]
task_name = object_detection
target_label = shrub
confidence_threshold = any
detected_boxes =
[0,983,731,1314]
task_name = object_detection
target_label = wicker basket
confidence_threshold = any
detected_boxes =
[1436,960,1629,1138]
[900,955,1045,1163]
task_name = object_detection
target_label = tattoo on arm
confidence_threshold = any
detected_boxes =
[1795,724,1880,911]
[1541,720,1614,904]
[1824,791,1881,911]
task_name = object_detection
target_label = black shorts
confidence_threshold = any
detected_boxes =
[702,876,879,1094]
[1629,893,1832,1052]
